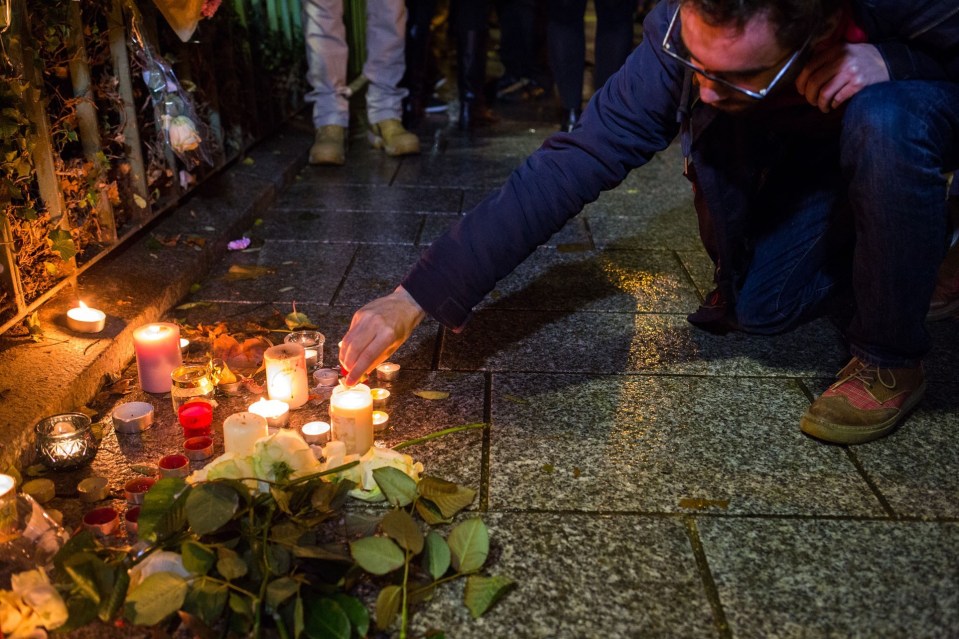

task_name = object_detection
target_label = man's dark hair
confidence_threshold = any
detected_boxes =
[683,0,842,50]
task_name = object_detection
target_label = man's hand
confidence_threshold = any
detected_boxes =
[795,42,889,113]
[338,286,426,386]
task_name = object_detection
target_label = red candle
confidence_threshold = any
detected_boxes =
[178,401,213,438]
[133,323,183,393]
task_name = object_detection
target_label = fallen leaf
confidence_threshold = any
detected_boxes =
[678,497,730,510]
[212,333,272,376]
[278,286,294,293]
[542,464,554,474]
[24,464,48,477]
[133,194,147,208]
[503,394,528,404]
[175,301,214,310]
[573,467,581,478]
[155,234,181,247]
[224,264,274,280]
[132,464,159,477]
[242,157,254,165]
[413,390,450,400]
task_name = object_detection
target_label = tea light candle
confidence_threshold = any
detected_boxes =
[158,454,191,479]
[285,330,325,369]
[313,368,339,387]
[133,323,183,393]
[264,343,309,409]
[83,507,119,536]
[300,421,331,445]
[372,410,389,433]
[78,477,109,502]
[329,383,373,455]
[370,388,390,409]
[178,401,214,438]
[375,362,401,381]
[184,436,214,461]
[125,506,141,536]
[248,398,290,428]
[112,402,154,434]
[66,301,106,333]
[123,478,155,505]
[223,412,268,456]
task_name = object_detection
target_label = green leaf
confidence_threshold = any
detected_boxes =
[48,228,77,261]
[267,544,292,576]
[291,544,352,562]
[266,577,299,611]
[372,466,417,507]
[349,537,405,575]
[56,592,99,632]
[217,547,249,580]
[284,310,314,330]
[183,577,228,626]
[98,566,129,622]
[62,553,105,604]
[294,595,305,639]
[423,531,451,580]
[304,598,350,639]
[270,520,307,546]
[375,585,401,631]
[124,572,188,626]
[448,518,489,574]
[418,476,477,519]
[464,574,515,618]
[381,509,424,554]
[331,594,369,637]
[181,540,216,575]
[138,478,189,543]
[186,482,239,535]
[415,499,452,526]
[228,591,253,621]
[54,530,96,573]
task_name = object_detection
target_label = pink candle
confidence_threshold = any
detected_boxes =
[133,323,183,393]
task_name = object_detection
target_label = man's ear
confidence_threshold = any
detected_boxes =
[811,9,843,48]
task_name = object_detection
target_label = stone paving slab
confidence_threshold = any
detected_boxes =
[410,513,718,639]
[477,246,702,313]
[420,213,592,248]
[487,373,882,516]
[275,182,464,214]
[439,310,848,377]
[697,518,959,638]
[253,208,425,244]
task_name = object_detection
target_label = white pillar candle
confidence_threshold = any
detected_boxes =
[66,301,106,333]
[264,343,309,409]
[133,323,183,393]
[329,383,373,455]
[223,412,269,456]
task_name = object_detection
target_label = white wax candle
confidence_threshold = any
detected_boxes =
[304,348,318,368]
[329,383,373,455]
[133,323,183,393]
[248,398,290,428]
[66,301,106,333]
[264,343,309,409]
[223,412,268,456]
[52,421,76,435]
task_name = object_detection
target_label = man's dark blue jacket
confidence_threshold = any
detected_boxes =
[401,0,959,331]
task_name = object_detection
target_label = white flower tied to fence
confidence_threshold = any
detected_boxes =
[128,0,212,169]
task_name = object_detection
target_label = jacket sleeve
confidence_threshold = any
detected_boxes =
[401,0,685,331]
[856,0,959,82]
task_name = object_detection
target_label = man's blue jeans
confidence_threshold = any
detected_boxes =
[693,81,959,368]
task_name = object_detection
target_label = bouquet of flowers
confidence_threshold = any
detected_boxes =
[49,427,512,638]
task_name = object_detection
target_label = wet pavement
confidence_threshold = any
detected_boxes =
[7,96,959,637]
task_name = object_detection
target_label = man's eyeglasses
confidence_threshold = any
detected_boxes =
[661,5,813,100]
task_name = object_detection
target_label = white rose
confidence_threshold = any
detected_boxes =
[253,430,322,483]
[167,115,201,153]
[348,447,424,502]
[9,569,67,632]
[0,589,44,639]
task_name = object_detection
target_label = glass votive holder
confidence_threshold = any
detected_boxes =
[178,400,214,438]
[171,364,216,413]
[285,330,325,369]
[34,413,99,470]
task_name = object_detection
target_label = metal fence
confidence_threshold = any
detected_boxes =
[0,0,306,335]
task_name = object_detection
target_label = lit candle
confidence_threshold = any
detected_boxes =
[284,330,325,369]
[133,323,183,393]
[66,301,106,333]
[300,421,331,445]
[375,362,401,381]
[183,436,214,461]
[372,410,389,433]
[264,343,309,409]
[370,388,390,409]
[329,383,373,455]
[223,411,268,456]
[248,398,290,428]
[304,348,318,368]
[51,421,75,435]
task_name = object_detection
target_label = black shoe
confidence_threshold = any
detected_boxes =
[559,108,583,133]
[686,287,734,335]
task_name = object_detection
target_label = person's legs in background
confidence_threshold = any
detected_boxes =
[303,0,350,164]
[547,0,586,132]
[365,0,421,155]
[494,0,546,101]
[452,0,495,129]
[592,0,634,93]
[401,0,441,127]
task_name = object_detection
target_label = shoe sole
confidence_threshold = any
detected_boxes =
[799,381,926,445]
[926,297,959,321]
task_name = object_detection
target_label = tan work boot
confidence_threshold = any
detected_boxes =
[368,119,420,157]
[799,357,926,445]
[309,125,346,166]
